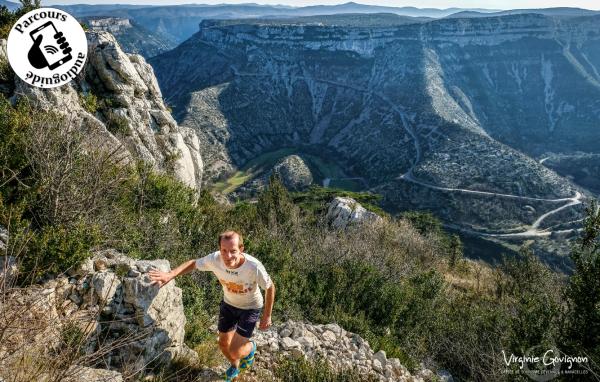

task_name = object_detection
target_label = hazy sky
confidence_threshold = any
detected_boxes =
[41,0,600,11]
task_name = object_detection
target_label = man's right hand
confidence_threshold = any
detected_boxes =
[149,269,173,288]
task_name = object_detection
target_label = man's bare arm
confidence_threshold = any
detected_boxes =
[259,283,276,330]
[149,259,196,287]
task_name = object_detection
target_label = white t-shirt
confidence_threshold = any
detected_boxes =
[195,251,272,310]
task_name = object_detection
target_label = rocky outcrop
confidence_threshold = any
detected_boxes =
[251,320,447,382]
[1,32,203,190]
[326,197,383,229]
[68,250,190,372]
[271,155,313,191]
[87,17,132,33]
[0,250,192,380]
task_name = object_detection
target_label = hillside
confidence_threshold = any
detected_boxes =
[150,13,600,268]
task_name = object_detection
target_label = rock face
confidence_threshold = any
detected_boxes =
[0,249,190,380]
[271,155,313,191]
[252,320,437,382]
[326,197,383,229]
[70,250,189,372]
[0,32,203,190]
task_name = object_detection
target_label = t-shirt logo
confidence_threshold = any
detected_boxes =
[225,269,239,275]
[218,279,252,294]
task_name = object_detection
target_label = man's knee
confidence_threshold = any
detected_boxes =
[218,331,234,353]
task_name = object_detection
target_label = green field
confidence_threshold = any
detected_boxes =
[210,148,363,195]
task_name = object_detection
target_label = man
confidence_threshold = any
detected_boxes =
[149,230,276,381]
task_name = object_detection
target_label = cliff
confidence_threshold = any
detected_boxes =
[1,32,203,190]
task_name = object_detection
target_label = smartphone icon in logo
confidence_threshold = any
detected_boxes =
[29,21,72,70]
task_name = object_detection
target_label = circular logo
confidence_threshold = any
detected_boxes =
[6,8,87,88]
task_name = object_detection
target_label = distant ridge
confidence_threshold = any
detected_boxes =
[0,0,18,11]
[56,2,502,42]
[446,7,600,18]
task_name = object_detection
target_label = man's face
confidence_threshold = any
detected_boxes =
[219,236,244,269]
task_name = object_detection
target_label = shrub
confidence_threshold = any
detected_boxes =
[78,91,98,114]
[106,113,131,136]
[23,221,100,281]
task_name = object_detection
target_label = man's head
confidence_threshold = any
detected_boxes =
[218,230,244,269]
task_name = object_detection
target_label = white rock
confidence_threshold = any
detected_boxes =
[321,330,337,343]
[280,337,301,350]
[92,271,121,304]
[326,197,383,230]
[373,349,387,365]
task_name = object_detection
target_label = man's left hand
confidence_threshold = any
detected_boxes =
[259,315,272,330]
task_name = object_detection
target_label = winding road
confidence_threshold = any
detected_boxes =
[227,68,585,238]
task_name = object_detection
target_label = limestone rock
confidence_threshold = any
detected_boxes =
[326,197,383,230]
[0,250,190,377]
[92,271,121,304]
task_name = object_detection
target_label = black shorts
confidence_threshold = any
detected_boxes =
[218,300,261,338]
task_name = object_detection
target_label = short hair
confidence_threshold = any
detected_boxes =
[218,230,243,248]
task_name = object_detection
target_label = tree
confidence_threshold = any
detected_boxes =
[256,173,298,231]
[562,201,600,368]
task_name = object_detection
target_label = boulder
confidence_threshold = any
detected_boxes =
[326,197,383,229]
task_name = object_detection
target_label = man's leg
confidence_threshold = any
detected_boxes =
[218,330,237,364]
[217,300,239,364]
[228,308,261,368]
[228,332,253,368]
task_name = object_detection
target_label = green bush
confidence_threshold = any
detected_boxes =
[106,113,131,136]
[24,221,100,281]
[79,91,98,114]
[0,1,41,39]
[292,185,385,218]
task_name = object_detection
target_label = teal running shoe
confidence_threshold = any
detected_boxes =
[239,340,256,371]
[222,365,240,381]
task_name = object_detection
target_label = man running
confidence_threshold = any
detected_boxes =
[149,230,276,381]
